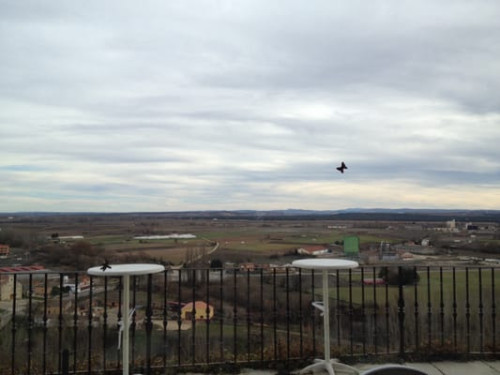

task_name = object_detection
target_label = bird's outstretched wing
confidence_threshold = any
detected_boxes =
[100,259,111,271]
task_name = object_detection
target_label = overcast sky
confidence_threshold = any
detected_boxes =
[1,0,499,212]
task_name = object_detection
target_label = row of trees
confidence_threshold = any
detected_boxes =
[0,228,42,248]
[31,241,113,270]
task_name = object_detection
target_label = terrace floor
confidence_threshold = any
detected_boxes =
[186,361,500,375]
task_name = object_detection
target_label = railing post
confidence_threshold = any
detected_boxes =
[311,269,316,358]
[191,269,197,365]
[452,267,457,352]
[59,273,64,374]
[372,267,378,356]
[61,349,69,375]
[146,274,153,374]
[87,275,93,373]
[398,266,405,359]
[27,273,33,375]
[478,268,484,353]
[233,269,238,363]
[206,268,211,365]
[414,267,420,353]
[349,269,354,356]
[11,273,17,375]
[492,268,497,356]
[465,267,471,354]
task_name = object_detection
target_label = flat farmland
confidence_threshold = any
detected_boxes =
[3,214,497,272]
[60,219,411,266]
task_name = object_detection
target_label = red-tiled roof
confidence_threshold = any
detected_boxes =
[0,265,45,273]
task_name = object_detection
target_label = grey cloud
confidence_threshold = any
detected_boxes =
[1,0,499,211]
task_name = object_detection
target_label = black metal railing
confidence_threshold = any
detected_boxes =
[0,265,498,374]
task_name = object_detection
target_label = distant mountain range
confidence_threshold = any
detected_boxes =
[4,208,500,222]
[196,208,500,222]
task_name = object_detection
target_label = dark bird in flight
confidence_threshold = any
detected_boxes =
[100,259,112,272]
[336,161,347,173]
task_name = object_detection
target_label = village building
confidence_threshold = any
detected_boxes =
[0,244,10,257]
[239,263,256,272]
[0,274,23,301]
[181,301,214,321]
[0,266,45,300]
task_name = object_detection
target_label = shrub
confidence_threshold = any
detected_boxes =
[378,266,420,285]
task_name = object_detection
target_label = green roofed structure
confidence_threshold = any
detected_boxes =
[343,236,359,257]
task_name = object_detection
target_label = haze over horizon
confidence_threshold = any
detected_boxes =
[1,1,499,213]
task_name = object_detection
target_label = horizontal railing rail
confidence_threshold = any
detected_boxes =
[0,265,498,374]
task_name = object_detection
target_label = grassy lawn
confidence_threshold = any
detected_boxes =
[327,268,498,310]
[87,234,130,245]
[222,242,296,253]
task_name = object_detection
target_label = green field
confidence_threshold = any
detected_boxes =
[324,268,498,311]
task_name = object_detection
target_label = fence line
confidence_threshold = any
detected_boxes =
[0,265,498,374]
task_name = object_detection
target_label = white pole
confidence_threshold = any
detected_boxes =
[122,275,130,375]
[322,270,330,362]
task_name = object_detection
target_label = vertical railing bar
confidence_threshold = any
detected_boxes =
[414,266,419,352]
[465,267,471,354]
[62,349,69,375]
[311,269,316,358]
[478,267,484,353]
[349,269,354,357]
[426,267,431,351]
[205,269,211,365]
[10,273,17,375]
[177,269,182,366]
[120,275,129,374]
[117,276,123,370]
[87,275,93,374]
[103,276,108,374]
[43,273,48,374]
[162,270,168,370]
[219,268,224,363]
[27,273,33,375]
[131,275,137,370]
[286,267,291,367]
[161,269,168,372]
[491,268,496,356]
[439,267,444,346]
[59,273,64,374]
[452,267,457,352]
[273,268,277,361]
[397,266,405,359]
[373,267,378,356]
[298,268,304,358]
[146,274,154,373]
[385,276,389,354]
[73,273,79,372]
[336,269,340,347]
[233,269,238,363]
[247,269,251,362]
[191,269,197,365]
[361,267,366,356]
[260,267,264,363]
